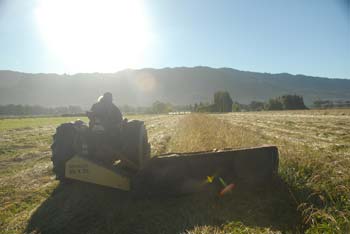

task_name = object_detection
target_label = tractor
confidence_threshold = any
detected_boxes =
[51,114,279,195]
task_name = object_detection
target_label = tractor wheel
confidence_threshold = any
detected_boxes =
[138,124,151,168]
[122,120,150,169]
[51,123,77,180]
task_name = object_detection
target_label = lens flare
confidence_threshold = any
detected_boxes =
[135,72,157,93]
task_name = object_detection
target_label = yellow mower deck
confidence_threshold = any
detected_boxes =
[65,156,130,191]
[65,146,279,194]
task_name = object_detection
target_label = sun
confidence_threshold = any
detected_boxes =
[35,0,152,73]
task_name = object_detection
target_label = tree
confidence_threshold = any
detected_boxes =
[151,101,172,114]
[197,104,216,112]
[280,95,307,110]
[313,100,333,109]
[0,104,84,116]
[214,91,233,112]
[266,94,307,110]
[249,101,265,111]
[232,102,241,112]
[194,103,198,112]
[266,98,283,110]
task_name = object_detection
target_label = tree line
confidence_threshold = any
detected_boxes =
[2,93,348,116]
[192,92,308,112]
[120,102,192,115]
[313,100,350,109]
[150,92,308,113]
[0,104,83,116]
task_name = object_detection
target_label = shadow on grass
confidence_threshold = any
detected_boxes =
[26,179,302,234]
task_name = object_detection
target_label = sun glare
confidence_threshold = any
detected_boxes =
[35,0,152,73]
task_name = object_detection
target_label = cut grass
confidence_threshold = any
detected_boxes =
[0,117,88,131]
[215,111,350,233]
[0,111,349,233]
[0,115,185,234]
[168,114,264,152]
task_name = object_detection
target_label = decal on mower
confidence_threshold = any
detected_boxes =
[67,163,89,175]
[65,155,131,191]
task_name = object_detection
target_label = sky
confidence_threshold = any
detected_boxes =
[0,0,349,78]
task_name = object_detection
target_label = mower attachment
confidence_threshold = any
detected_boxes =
[65,145,279,195]
[132,146,279,195]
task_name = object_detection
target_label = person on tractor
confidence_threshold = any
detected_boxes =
[87,92,124,164]
[89,92,123,131]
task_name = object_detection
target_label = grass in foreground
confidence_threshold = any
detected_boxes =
[0,111,349,233]
[215,111,350,233]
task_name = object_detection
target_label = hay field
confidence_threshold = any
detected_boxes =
[0,110,349,234]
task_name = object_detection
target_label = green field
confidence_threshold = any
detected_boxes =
[0,110,349,234]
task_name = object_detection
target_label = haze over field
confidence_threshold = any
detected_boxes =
[1,67,350,108]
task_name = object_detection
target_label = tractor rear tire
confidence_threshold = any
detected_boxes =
[122,120,150,169]
[51,123,77,180]
[138,124,151,168]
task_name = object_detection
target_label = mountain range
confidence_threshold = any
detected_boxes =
[0,67,349,108]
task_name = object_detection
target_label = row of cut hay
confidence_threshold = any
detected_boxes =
[170,113,350,233]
